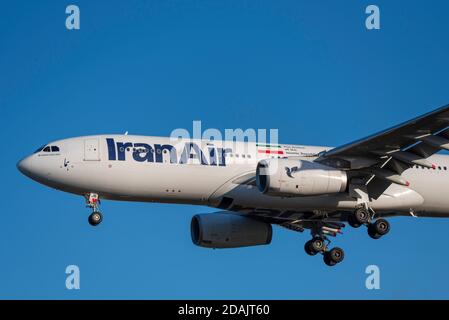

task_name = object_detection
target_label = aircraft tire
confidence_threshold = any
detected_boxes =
[88,211,103,226]
[304,240,318,256]
[372,219,390,236]
[323,252,337,266]
[354,208,370,225]
[311,237,325,252]
[348,215,361,228]
[367,223,382,239]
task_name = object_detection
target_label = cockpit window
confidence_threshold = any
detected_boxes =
[34,145,60,154]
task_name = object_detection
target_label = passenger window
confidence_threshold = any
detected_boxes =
[43,146,51,152]
[51,146,60,152]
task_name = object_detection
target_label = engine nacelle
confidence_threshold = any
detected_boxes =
[256,158,347,197]
[191,213,272,249]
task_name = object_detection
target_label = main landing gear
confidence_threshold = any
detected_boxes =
[348,207,390,239]
[86,193,103,226]
[304,236,345,266]
[304,224,345,267]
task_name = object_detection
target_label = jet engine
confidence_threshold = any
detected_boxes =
[191,213,272,249]
[256,158,347,197]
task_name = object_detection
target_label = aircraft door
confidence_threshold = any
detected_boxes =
[84,139,100,161]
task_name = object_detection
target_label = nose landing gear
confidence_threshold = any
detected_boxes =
[88,211,103,226]
[85,193,103,226]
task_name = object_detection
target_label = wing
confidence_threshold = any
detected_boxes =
[316,104,449,197]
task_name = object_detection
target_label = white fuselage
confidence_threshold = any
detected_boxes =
[17,135,449,218]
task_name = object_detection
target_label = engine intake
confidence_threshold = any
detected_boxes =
[191,213,272,249]
[256,159,347,197]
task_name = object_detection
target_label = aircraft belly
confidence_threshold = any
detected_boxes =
[60,161,244,203]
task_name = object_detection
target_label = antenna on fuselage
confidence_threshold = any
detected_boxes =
[124,131,128,135]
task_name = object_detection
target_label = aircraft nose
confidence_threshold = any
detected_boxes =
[17,156,34,177]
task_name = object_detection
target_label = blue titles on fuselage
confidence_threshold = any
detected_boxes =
[106,138,229,166]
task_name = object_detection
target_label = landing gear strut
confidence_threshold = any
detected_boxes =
[86,193,103,226]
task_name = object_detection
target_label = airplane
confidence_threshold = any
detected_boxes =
[17,104,449,266]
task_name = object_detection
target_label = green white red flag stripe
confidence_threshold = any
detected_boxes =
[256,144,285,155]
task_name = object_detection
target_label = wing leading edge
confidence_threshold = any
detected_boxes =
[316,104,449,197]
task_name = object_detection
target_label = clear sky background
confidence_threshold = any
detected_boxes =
[1,0,449,299]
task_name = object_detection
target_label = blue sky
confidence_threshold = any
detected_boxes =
[1,0,449,299]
